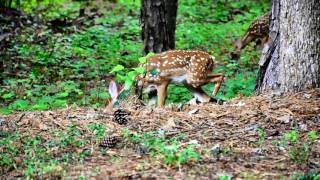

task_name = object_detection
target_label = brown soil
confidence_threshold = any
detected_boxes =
[1,89,320,179]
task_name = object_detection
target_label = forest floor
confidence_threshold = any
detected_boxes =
[1,89,319,179]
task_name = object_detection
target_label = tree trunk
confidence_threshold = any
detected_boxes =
[256,0,320,93]
[140,0,178,54]
[256,0,280,93]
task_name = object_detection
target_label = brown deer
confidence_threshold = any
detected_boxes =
[135,50,224,108]
[231,11,271,60]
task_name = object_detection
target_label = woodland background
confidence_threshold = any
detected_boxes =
[0,0,319,179]
[0,0,270,113]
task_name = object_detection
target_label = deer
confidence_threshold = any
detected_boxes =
[230,11,271,60]
[135,50,224,108]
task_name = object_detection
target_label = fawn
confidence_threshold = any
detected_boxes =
[135,50,224,108]
[231,11,271,60]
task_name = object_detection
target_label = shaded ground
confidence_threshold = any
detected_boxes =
[1,89,319,179]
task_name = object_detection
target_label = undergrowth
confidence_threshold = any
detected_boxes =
[122,129,200,167]
[0,0,270,114]
[0,122,201,178]
[0,122,108,178]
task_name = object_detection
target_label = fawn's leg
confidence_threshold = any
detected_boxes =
[184,83,211,103]
[207,73,224,96]
[186,73,224,97]
[157,81,169,108]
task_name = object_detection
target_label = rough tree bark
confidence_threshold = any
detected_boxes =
[256,0,280,92]
[140,0,178,54]
[256,0,320,93]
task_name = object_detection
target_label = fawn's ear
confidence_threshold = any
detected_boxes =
[109,80,119,101]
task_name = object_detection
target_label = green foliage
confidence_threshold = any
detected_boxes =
[111,52,154,91]
[219,175,232,180]
[122,129,200,166]
[15,0,81,20]
[282,130,318,164]
[256,128,266,146]
[290,171,320,180]
[87,123,107,144]
[1,0,270,113]
[0,122,115,178]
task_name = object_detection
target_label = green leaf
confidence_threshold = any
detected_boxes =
[52,99,68,108]
[2,92,15,100]
[128,71,138,80]
[285,130,299,142]
[307,131,318,141]
[0,107,12,115]
[116,74,126,81]
[56,92,69,98]
[124,79,134,90]
[138,52,155,64]
[92,103,102,108]
[133,67,145,74]
[10,99,29,111]
[99,92,109,100]
[32,104,49,111]
[146,52,155,58]
[110,65,124,73]
[219,175,232,180]
[138,57,147,64]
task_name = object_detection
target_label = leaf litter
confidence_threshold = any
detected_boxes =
[1,89,319,179]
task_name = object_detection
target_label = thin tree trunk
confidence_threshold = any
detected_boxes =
[140,0,178,54]
[139,0,178,101]
[256,0,320,94]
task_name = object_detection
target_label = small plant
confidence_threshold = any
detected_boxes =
[122,129,200,166]
[219,175,232,180]
[256,128,266,147]
[0,132,20,172]
[290,171,320,180]
[87,123,107,144]
[111,52,154,90]
[282,130,318,164]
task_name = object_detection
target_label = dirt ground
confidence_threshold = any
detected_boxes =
[1,89,320,179]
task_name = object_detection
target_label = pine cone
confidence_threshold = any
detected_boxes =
[99,136,121,148]
[113,109,130,125]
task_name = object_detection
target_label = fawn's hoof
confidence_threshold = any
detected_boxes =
[209,97,224,105]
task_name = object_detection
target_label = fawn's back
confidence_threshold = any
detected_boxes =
[141,50,215,87]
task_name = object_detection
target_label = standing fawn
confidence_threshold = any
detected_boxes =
[135,50,224,108]
[231,11,271,60]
